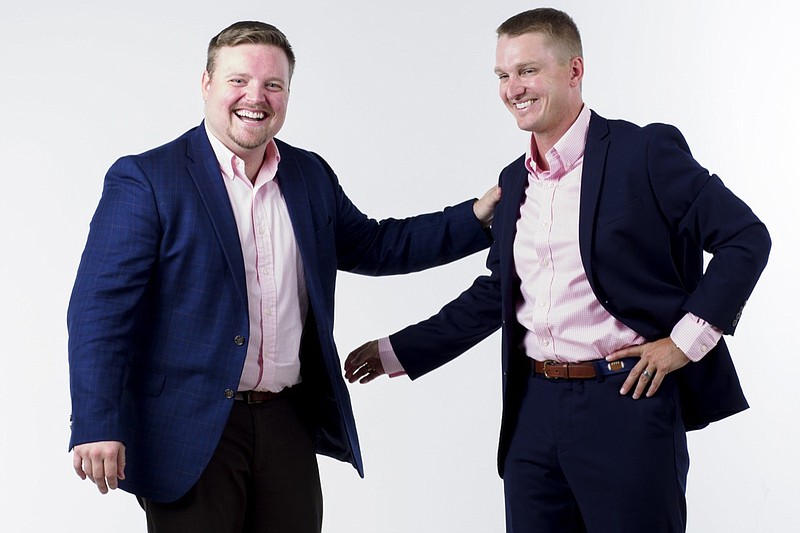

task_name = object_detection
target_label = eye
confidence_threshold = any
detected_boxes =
[521,68,537,76]
[229,78,246,86]
[266,82,284,91]
[497,73,509,81]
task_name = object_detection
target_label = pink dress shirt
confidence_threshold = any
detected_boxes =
[207,127,307,392]
[379,105,720,373]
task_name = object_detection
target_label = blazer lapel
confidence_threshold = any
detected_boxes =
[498,159,529,274]
[579,112,610,288]
[186,124,248,310]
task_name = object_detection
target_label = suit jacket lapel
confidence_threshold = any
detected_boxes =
[498,159,528,276]
[186,123,249,310]
[579,112,610,289]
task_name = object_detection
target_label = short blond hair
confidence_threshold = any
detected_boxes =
[206,21,295,78]
[497,8,582,64]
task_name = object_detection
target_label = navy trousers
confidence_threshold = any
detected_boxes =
[503,370,689,533]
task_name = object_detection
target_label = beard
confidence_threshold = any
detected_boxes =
[227,124,273,150]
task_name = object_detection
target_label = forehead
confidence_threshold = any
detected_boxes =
[495,32,558,66]
[213,43,290,77]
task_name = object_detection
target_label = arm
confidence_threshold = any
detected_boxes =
[67,157,159,490]
[607,125,770,398]
[315,150,498,276]
[645,124,770,333]
[345,220,504,381]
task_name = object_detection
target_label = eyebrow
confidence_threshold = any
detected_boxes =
[494,61,539,75]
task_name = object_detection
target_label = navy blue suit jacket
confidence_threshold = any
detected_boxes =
[390,111,771,476]
[67,123,490,501]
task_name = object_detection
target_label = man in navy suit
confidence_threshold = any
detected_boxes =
[67,21,498,533]
[345,8,770,532]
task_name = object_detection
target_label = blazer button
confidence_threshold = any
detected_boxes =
[234,335,246,346]
[224,389,235,399]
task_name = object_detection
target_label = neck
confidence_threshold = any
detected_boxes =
[242,150,266,183]
[532,102,584,168]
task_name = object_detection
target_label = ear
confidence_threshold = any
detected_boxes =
[201,71,211,102]
[569,56,584,87]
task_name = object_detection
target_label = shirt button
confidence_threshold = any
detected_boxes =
[234,335,246,346]
[700,344,709,353]
[539,300,547,307]
[224,389,235,399]
[541,259,550,267]
[542,340,550,347]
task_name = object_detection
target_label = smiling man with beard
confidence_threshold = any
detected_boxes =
[67,21,499,533]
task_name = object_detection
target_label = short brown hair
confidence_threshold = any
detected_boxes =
[206,21,296,78]
[497,8,582,63]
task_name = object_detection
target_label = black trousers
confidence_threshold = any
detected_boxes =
[139,392,322,533]
[504,371,689,533]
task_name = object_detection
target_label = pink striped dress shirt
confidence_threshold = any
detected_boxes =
[515,106,720,363]
[207,127,307,392]
[379,105,720,374]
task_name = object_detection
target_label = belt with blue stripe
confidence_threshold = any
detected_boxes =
[532,357,638,379]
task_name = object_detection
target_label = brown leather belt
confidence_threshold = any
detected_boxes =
[234,389,289,404]
[532,357,638,380]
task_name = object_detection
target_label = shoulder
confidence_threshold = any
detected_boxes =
[594,111,685,144]
[110,125,201,174]
[499,153,526,178]
[274,138,331,171]
[274,138,340,189]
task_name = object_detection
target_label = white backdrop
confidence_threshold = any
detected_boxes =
[1,0,796,531]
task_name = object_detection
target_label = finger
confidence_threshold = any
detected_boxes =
[344,342,372,373]
[645,369,666,398]
[631,371,650,400]
[91,456,110,494]
[633,367,657,400]
[347,363,372,384]
[118,447,126,480]
[606,346,636,362]
[344,354,365,380]
[104,455,120,491]
[618,361,644,396]
[359,371,380,384]
[73,451,87,480]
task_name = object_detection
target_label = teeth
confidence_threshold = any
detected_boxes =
[236,110,266,120]
[515,100,534,110]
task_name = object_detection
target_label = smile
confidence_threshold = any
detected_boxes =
[514,99,536,110]
[235,109,267,121]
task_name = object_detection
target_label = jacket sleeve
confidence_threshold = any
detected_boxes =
[646,124,771,334]
[67,156,160,448]
[310,154,492,276]
[388,236,503,379]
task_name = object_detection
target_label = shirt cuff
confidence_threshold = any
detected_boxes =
[670,312,723,362]
[378,336,407,378]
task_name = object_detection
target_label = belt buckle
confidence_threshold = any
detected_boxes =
[542,360,563,379]
[243,391,261,404]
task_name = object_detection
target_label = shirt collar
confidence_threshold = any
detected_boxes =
[204,123,281,184]
[525,105,591,179]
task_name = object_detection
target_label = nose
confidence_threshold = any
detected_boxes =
[243,81,267,102]
[505,76,524,101]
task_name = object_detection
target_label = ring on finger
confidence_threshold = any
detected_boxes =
[642,370,653,379]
